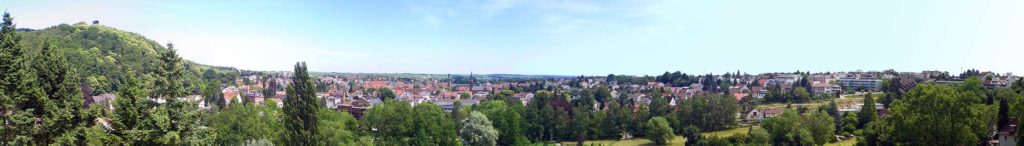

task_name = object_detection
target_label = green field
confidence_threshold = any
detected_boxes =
[550,126,758,146]
[757,92,884,110]
[825,139,857,146]
[547,126,854,146]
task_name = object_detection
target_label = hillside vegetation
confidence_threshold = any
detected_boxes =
[19,23,237,95]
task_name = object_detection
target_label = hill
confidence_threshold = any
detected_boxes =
[18,22,238,95]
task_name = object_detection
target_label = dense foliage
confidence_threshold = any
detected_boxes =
[762,109,834,145]
[461,111,499,146]
[646,117,674,145]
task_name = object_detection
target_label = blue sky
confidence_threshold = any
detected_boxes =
[2,0,1022,75]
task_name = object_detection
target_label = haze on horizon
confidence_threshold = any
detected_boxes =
[3,0,1022,76]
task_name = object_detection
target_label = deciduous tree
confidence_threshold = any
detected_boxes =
[646,117,674,145]
[461,111,498,146]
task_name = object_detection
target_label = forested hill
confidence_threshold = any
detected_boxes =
[18,23,238,95]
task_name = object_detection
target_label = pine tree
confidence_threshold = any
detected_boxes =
[153,43,187,98]
[33,42,88,145]
[283,62,319,145]
[0,12,46,145]
[112,70,152,145]
[150,44,204,145]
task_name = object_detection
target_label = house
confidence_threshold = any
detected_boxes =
[811,82,841,96]
[732,93,749,101]
[749,86,766,99]
[340,98,372,118]
[836,73,882,91]
[222,86,240,106]
[745,108,784,122]
[90,94,116,110]
[996,119,1019,146]
[838,103,885,113]
[514,93,534,105]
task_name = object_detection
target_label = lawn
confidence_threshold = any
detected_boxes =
[703,126,758,137]
[825,138,857,146]
[548,126,856,146]
[756,92,884,111]
[554,126,760,146]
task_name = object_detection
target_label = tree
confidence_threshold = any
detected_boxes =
[366,101,458,145]
[675,94,740,131]
[995,89,1017,128]
[857,120,893,146]
[153,43,188,99]
[570,104,592,144]
[148,44,209,145]
[318,108,364,145]
[841,113,858,135]
[461,111,498,146]
[411,103,460,145]
[793,87,810,103]
[746,128,771,145]
[680,125,701,146]
[476,100,528,145]
[802,111,835,145]
[378,87,396,101]
[202,80,224,109]
[365,99,414,145]
[646,117,674,145]
[111,71,151,145]
[885,83,995,145]
[594,86,612,108]
[762,109,819,145]
[209,102,283,145]
[858,92,878,128]
[459,92,471,100]
[648,93,670,118]
[606,99,629,139]
[282,62,319,145]
[0,12,47,144]
[33,42,88,144]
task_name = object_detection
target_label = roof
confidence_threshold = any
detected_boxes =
[732,93,749,101]
[759,108,784,115]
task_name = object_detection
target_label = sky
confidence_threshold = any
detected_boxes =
[2,0,1022,76]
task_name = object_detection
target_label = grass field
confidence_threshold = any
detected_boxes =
[825,139,857,146]
[547,126,856,146]
[552,126,759,146]
[756,92,884,111]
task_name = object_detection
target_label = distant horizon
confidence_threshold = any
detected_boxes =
[4,0,1023,75]
[266,68,1000,77]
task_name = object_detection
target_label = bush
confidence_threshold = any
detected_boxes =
[646,117,675,145]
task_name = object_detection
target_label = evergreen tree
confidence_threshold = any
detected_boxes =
[150,44,206,145]
[153,43,188,98]
[282,62,319,145]
[34,42,88,145]
[0,12,46,144]
[112,70,152,145]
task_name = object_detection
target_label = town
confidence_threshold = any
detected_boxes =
[84,67,1023,145]
[3,1,1022,145]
